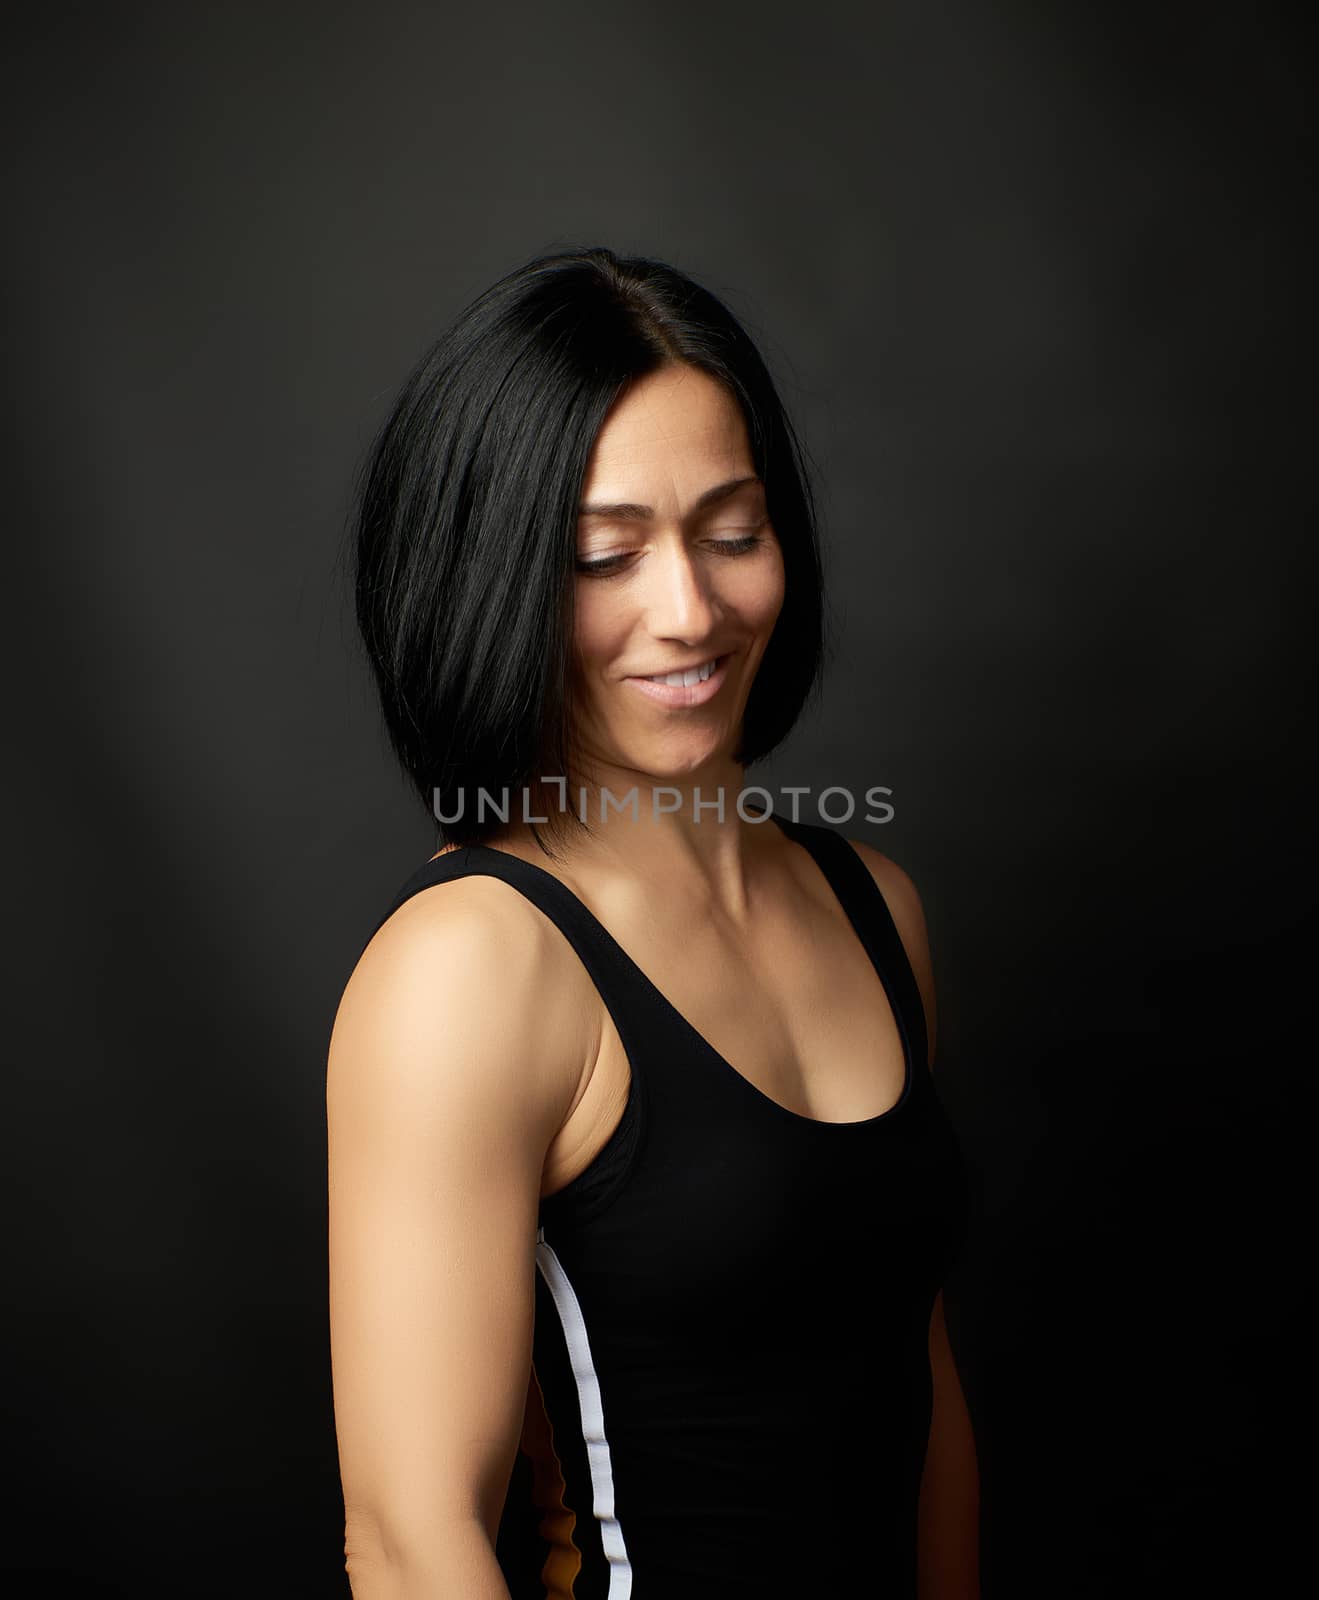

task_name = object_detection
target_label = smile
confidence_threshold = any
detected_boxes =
[625,652,732,708]
[645,657,721,686]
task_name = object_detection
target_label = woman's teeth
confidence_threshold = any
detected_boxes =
[646,657,719,687]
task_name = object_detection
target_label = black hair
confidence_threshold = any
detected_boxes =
[351,243,828,855]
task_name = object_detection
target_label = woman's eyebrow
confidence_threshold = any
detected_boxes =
[577,475,762,521]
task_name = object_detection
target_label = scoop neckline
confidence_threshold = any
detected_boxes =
[425,812,915,1132]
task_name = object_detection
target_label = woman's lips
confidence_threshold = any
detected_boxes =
[624,652,732,708]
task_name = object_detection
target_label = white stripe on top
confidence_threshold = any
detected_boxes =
[535,1223,633,1597]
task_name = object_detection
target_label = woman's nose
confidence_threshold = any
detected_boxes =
[644,541,718,641]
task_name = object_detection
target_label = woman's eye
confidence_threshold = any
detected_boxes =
[575,530,766,578]
[709,532,765,554]
[575,553,633,576]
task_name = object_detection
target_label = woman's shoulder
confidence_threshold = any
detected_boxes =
[358,854,603,1017]
[329,857,601,1123]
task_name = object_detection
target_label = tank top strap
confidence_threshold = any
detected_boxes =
[365,843,661,1062]
[368,842,648,997]
[768,812,930,1074]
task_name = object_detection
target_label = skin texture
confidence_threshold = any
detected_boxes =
[327,363,980,1596]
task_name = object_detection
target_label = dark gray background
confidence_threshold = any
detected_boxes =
[4,2,1310,1594]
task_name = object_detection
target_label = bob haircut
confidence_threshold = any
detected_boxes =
[352,244,828,855]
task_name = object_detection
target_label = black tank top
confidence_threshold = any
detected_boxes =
[369,810,972,1598]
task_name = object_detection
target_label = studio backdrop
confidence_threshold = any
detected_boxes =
[4,2,1309,1595]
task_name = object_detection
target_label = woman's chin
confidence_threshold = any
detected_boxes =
[613,740,738,787]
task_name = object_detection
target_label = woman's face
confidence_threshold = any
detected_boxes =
[569,363,785,785]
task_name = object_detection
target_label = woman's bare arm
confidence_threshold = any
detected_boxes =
[918,1292,981,1599]
[326,877,597,1598]
[850,840,982,1595]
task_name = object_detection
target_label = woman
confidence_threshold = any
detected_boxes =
[328,245,980,1598]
